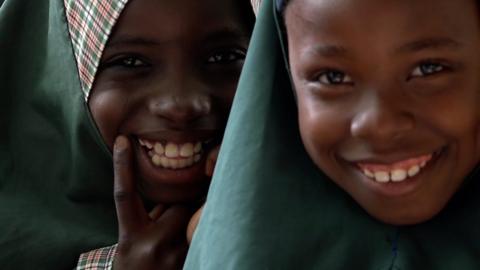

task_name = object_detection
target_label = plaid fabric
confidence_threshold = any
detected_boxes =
[64,0,129,100]
[76,244,118,270]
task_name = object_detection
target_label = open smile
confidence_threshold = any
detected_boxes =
[350,148,444,197]
[139,138,205,170]
[133,135,217,185]
[357,153,433,183]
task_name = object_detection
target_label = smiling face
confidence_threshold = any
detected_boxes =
[285,0,480,224]
[88,0,251,204]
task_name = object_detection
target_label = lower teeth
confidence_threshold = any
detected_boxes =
[150,153,201,169]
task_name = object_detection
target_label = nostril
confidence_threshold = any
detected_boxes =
[351,106,415,143]
[148,95,211,123]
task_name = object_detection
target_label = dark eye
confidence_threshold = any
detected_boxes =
[104,55,149,69]
[207,49,246,64]
[410,62,445,78]
[317,70,353,85]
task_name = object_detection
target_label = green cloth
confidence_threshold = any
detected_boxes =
[0,0,117,268]
[184,0,480,269]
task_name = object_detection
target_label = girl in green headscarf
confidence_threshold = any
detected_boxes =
[185,0,480,269]
[0,0,253,269]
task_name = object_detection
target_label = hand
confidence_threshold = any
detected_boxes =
[112,136,193,270]
[186,145,220,243]
[205,145,220,178]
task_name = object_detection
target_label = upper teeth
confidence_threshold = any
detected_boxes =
[358,154,432,183]
[139,138,203,169]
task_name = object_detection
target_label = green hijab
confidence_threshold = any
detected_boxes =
[185,0,480,269]
[0,0,128,268]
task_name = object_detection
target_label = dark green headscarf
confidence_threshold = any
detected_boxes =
[185,0,480,269]
[0,0,127,268]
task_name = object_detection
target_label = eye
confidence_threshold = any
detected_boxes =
[207,49,246,64]
[317,70,353,85]
[410,62,446,78]
[103,55,149,69]
[121,57,147,67]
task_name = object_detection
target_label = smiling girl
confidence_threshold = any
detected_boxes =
[185,0,480,269]
[72,0,254,268]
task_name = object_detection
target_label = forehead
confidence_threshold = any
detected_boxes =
[285,0,479,45]
[113,0,248,42]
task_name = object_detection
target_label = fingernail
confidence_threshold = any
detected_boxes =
[114,136,128,152]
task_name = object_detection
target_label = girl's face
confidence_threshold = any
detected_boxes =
[285,0,480,224]
[89,0,250,204]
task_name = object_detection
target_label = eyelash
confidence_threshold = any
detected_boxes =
[409,61,449,79]
[316,70,353,85]
[102,55,150,69]
[206,49,246,64]
[314,61,450,86]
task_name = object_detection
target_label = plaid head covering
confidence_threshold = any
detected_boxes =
[64,0,129,100]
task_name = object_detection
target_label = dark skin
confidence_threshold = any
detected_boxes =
[88,0,252,268]
[285,0,480,225]
[112,137,215,269]
[113,136,190,269]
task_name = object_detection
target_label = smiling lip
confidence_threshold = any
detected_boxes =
[350,149,443,197]
[135,140,208,185]
[132,131,219,185]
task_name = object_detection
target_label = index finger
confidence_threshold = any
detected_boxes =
[113,136,148,238]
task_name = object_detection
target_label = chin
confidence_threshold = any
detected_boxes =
[363,200,448,226]
[139,180,209,205]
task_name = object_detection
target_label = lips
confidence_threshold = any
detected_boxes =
[357,154,433,183]
[139,138,204,170]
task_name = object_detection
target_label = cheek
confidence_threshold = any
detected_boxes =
[88,89,128,149]
[296,92,348,159]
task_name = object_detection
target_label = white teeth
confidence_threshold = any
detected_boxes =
[194,142,202,153]
[186,157,194,166]
[178,159,188,168]
[145,141,153,149]
[169,159,179,169]
[160,157,169,168]
[152,154,162,166]
[363,169,374,178]
[180,143,194,157]
[374,171,389,183]
[420,161,426,168]
[140,138,207,169]
[154,143,164,155]
[361,161,428,183]
[391,169,407,182]
[165,143,179,158]
[408,165,420,177]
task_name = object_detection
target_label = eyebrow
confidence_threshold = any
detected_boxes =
[107,36,161,49]
[202,27,250,43]
[306,44,349,58]
[107,27,249,50]
[396,37,463,53]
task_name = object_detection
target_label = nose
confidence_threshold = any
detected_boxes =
[350,95,415,146]
[148,90,211,125]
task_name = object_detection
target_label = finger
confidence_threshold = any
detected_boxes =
[205,145,220,177]
[158,242,189,270]
[149,204,166,221]
[187,204,204,244]
[153,205,193,241]
[113,136,148,238]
